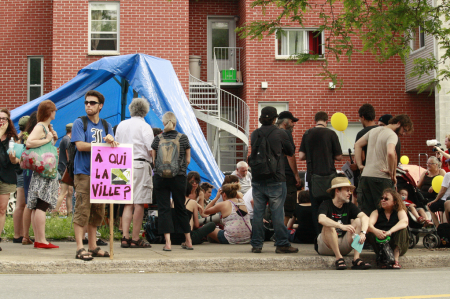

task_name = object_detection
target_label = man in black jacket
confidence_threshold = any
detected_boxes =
[249,106,298,254]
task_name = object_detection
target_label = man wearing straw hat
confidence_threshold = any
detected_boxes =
[317,175,371,270]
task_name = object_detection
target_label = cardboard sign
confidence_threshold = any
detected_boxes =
[90,143,134,204]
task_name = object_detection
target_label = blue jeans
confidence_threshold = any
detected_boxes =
[251,181,290,248]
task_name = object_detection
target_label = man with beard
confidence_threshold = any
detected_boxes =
[355,114,414,216]
[276,111,301,225]
[316,175,370,270]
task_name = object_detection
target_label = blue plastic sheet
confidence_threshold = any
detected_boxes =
[11,54,224,189]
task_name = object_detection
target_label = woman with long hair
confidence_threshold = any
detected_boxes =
[367,188,409,269]
[0,108,21,251]
[26,100,60,249]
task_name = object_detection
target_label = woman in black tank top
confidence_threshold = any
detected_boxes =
[366,189,409,269]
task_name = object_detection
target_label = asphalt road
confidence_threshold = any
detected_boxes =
[2,268,450,299]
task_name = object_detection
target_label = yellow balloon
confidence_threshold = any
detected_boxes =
[400,155,409,165]
[432,175,444,193]
[330,112,348,132]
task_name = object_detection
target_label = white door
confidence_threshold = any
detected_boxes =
[207,17,236,82]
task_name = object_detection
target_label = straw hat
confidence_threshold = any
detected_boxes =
[326,177,356,193]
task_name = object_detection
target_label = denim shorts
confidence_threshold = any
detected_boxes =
[16,172,24,188]
[217,230,230,244]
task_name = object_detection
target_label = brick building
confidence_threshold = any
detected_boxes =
[1,0,438,173]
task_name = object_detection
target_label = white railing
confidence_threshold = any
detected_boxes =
[214,47,242,83]
[218,88,249,137]
[189,74,219,118]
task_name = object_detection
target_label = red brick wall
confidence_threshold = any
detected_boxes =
[242,0,435,169]
[1,0,53,110]
[52,0,190,93]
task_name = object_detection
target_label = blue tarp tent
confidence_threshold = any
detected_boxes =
[11,54,224,189]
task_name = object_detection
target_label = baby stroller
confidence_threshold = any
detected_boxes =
[396,168,440,249]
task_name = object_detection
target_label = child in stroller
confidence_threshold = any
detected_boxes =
[398,188,433,227]
[397,169,440,249]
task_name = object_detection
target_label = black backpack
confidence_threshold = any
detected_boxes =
[144,215,165,244]
[248,126,278,181]
[66,116,109,179]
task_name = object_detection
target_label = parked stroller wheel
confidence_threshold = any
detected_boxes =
[423,234,440,249]
[415,233,420,244]
[408,231,416,249]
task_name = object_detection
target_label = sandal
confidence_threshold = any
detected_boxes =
[130,239,152,248]
[121,236,131,248]
[417,216,426,224]
[335,258,347,270]
[392,261,402,269]
[88,247,110,257]
[22,236,34,245]
[351,258,372,270]
[75,248,93,261]
[181,243,194,250]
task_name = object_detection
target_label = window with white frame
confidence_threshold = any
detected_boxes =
[28,57,43,102]
[327,122,363,155]
[258,102,289,127]
[89,2,119,53]
[276,29,324,58]
[411,26,425,52]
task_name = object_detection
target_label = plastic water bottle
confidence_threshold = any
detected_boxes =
[9,137,14,151]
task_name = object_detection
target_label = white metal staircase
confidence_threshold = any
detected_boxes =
[188,54,249,171]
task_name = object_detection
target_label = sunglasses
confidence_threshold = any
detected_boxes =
[84,101,100,106]
[380,196,390,201]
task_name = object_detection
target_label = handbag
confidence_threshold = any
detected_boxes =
[20,125,58,179]
[61,168,74,186]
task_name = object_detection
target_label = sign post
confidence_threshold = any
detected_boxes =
[90,143,134,259]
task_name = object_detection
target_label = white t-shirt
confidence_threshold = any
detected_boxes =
[243,188,254,220]
[231,170,252,195]
[115,116,154,162]
[441,172,450,201]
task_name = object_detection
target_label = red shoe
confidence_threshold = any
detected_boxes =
[35,242,59,249]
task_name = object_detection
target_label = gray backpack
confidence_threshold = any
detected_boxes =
[155,133,182,178]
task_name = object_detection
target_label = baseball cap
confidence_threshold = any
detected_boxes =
[18,116,30,127]
[260,106,278,119]
[378,114,393,126]
[278,111,299,122]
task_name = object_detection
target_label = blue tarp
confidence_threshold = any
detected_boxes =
[11,54,224,189]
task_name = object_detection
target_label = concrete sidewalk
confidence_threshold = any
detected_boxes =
[0,240,449,274]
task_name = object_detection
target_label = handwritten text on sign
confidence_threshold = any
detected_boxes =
[90,144,134,204]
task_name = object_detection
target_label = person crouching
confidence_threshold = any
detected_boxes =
[316,176,372,270]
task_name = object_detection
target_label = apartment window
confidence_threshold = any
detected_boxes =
[327,122,363,155]
[411,26,425,52]
[28,57,43,102]
[276,29,324,58]
[258,102,289,127]
[89,2,119,53]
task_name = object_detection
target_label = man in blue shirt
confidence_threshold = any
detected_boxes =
[71,90,118,261]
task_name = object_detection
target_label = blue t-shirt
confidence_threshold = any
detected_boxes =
[71,117,114,176]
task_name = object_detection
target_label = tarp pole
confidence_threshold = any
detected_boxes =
[121,78,129,121]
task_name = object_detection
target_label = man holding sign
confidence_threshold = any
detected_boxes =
[71,90,118,261]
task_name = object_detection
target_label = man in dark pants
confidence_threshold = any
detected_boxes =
[299,111,342,236]
[276,111,301,225]
[355,114,414,216]
[250,106,297,254]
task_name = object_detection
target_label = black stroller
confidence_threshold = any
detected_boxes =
[396,168,440,249]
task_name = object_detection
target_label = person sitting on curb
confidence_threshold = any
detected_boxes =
[366,188,409,269]
[316,176,371,270]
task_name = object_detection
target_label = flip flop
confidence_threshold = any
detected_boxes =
[181,243,194,250]
[163,246,172,251]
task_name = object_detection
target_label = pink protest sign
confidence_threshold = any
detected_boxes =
[90,143,134,204]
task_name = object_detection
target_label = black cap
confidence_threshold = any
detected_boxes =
[378,114,393,125]
[260,106,278,119]
[278,111,299,122]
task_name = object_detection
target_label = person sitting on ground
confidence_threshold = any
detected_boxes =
[171,182,216,247]
[204,182,252,244]
[399,188,432,227]
[231,161,252,195]
[317,176,371,270]
[417,156,446,203]
[288,190,315,244]
[200,182,213,208]
[198,182,221,225]
[187,171,205,210]
[427,171,450,227]
[366,188,409,269]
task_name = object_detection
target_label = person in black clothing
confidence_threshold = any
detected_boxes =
[54,123,73,215]
[289,190,315,244]
[151,112,193,251]
[317,176,371,270]
[366,188,409,269]
[249,106,298,254]
[276,111,301,226]
[0,108,21,251]
[299,111,342,235]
